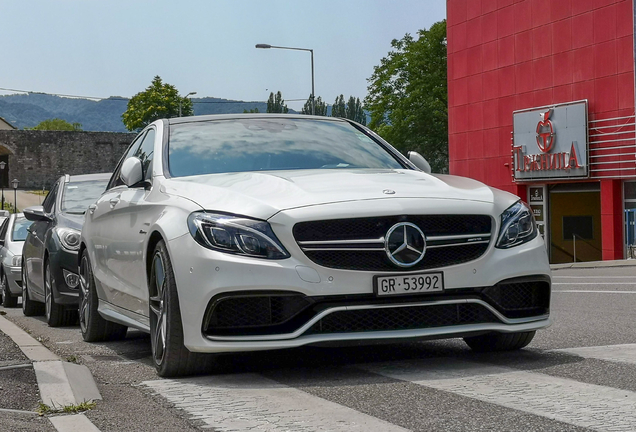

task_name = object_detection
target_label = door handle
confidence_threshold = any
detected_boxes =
[88,204,97,214]
[109,198,120,207]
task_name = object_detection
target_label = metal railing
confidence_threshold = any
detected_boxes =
[588,115,636,179]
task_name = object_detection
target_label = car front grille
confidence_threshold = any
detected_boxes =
[306,303,498,334]
[481,279,551,318]
[204,293,315,336]
[293,215,493,271]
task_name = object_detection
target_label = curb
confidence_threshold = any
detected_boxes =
[0,314,102,432]
[551,259,636,270]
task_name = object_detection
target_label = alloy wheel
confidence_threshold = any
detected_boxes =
[44,265,52,321]
[149,252,167,366]
[79,255,91,334]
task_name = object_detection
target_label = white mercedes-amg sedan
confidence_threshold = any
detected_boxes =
[79,114,551,377]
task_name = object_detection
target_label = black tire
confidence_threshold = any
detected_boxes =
[149,240,209,377]
[2,273,18,308]
[464,331,536,352]
[78,250,127,342]
[22,263,44,316]
[44,260,69,327]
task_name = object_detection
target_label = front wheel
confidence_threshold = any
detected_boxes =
[44,260,68,327]
[78,250,127,342]
[22,263,44,316]
[149,240,209,377]
[2,273,17,308]
[464,331,536,352]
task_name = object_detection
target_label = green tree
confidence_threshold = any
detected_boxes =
[331,95,346,118]
[243,108,260,113]
[365,20,448,172]
[266,91,289,113]
[27,118,82,131]
[345,96,367,125]
[301,95,328,116]
[122,76,193,131]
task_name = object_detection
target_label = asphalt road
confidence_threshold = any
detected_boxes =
[1,265,635,431]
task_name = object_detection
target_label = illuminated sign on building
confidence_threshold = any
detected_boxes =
[512,101,588,181]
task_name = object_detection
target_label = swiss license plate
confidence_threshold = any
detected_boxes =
[374,272,444,297]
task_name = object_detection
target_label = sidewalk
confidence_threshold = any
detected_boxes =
[551,259,636,270]
[0,313,102,432]
[2,190,45,213]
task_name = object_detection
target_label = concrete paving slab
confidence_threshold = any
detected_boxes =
[63,362,102,404]
[0,315,60,361]
[34,361,77,408]
[50,414,101,432]
[551,259,636,270]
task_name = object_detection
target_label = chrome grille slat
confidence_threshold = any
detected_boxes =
[293,215,493,271]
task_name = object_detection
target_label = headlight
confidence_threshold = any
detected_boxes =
[496,201,538,249]
[187,212,290,259]
[11,255,22,267]
[55,227,81,251]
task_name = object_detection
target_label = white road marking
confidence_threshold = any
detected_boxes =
[552,344,636,366]
[363,358,636,432]
[143,373,408,432]
[553,290,636,293]
[553,282,636,285]
[553,276,635,279]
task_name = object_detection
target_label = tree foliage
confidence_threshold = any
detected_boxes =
[345,96,366,125]
[122,76,193,131]
[331,95,346,118]
[301,95,328,116]
[27,118,82,131]
[365,20,448,172]
[266,91,289,113]
[243,108,260,113]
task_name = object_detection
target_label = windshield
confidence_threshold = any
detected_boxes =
[168,118,404,177]
[61,180,109,214]
[12,217,32,242]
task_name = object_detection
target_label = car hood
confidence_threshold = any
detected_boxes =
[57,212,85,230]
[163,169,505,220]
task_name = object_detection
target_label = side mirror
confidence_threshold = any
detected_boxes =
[408,151,432,174]
[23,206,52,222]
[120,157,144,187]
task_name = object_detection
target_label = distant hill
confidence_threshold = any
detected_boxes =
[0,93,273,132]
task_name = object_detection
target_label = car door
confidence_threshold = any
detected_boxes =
[102,128,158,315]
[24,180,59,298]
[0,218,9,268]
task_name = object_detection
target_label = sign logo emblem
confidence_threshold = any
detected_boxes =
[384,222,426,267]
[536,109,555,153]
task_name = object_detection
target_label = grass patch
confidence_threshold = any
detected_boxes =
[37,400,97,416]
[27,190,48,196]
[65,355,79,364]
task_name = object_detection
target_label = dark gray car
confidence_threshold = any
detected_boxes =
[22,173,110,326]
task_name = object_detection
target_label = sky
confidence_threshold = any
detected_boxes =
[0,0,446,111]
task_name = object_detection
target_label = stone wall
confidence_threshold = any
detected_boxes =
[0,130,137,188]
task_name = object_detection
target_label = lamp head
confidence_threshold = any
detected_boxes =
[255,44,271,49]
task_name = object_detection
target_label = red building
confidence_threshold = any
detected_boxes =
[447,0,636,263]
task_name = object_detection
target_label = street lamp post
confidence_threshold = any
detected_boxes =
[11,178,18,214]
[0,161,6,210]
[179,92,197,117]
[255,44,315,115]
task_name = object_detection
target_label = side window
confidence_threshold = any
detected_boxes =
[107,132,146,190]
[42,181,60,214]
[134,128,156,181]
[0,219,8,243]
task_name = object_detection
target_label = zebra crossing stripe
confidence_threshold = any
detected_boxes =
[143,373,408,432]
[552,343,636,366]
[363,358,636,432]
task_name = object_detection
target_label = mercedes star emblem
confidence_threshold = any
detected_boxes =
[384,222,426,267]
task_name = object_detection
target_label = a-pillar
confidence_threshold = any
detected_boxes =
[600,179,624,260]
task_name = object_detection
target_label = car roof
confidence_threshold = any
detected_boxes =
[166,113,351,126]
[66,173,112,183]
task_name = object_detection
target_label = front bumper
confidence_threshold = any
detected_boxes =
[49,250,80,305]
[168,230,551,354]
[6,265,23,296]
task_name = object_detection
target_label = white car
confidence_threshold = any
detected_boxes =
[79,114,551,377]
